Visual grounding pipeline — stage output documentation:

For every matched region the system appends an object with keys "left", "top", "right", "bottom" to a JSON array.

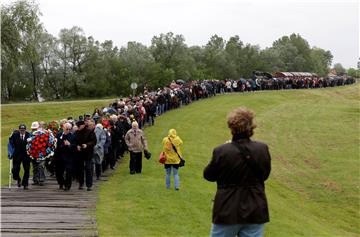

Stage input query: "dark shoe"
[
  {"left": 130, "top": 171, "right": 136, "bottom": 175},
  {"left": 87, "top": 187, "right": 92, "bottom": 191},
  {"left": 64, "top": 187, "right": 70, "bottom": 191},
  {"left": 96, "top": 176, "right": 100, "bottom": 180},
  {"left": 39, "top": 182, "right": 44, "bottom": 186},
  {"left": 17, "top": 178, "right": 22, "bottom": 187},
  {"left": 78, "top": 185, "right": 84, "bottom": 190},
  {"left": 175, "top": 188, "right": 179, "bottom": 191},
  {"left": 59, "top": 185, "right": 64, "bottom": 190},
  {"left": 23, "top": 186, "right": 28, "bottom": 190}
]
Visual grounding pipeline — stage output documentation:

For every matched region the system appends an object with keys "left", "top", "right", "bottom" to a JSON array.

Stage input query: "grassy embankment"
[
  {"left": 1, "top": 84, "right": 359, "bottom": 236},
  {"left": 97, "top": 84, "right": 359, "bottom": 237}
]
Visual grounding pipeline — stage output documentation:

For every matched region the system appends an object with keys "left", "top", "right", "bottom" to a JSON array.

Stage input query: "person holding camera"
[{"left": 204, "top": 107, "right": 271, "bottom": 237}]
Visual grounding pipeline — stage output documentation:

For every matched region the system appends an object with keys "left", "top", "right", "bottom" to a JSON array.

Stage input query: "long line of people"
[{"left": 8, "top": 76, "right": 356, "bottom": 191}]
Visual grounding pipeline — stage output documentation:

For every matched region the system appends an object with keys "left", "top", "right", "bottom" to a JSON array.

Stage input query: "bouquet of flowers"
[
  {"left": 26, "top": 130, "right": 57, "bottom": 160},
  {"left": 47, "top": 120, "right": 60, "bottom": 136}
]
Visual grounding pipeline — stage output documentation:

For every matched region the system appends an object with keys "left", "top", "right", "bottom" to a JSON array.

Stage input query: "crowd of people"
[
  {"left": 7, "top": 76, "right": 355, "bottom": 192},
  {"left": 7, "top": 75, "right": 356, "bottom": 236}
]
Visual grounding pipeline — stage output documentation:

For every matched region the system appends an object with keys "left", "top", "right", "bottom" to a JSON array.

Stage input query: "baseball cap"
[{"left": 19, "top": 124, "right": 26, "bottom": 130}]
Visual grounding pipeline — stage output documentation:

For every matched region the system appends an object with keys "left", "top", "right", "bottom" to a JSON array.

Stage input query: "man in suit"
[{"left": 9, "top": 124, "right": 31, "bottom": 190}]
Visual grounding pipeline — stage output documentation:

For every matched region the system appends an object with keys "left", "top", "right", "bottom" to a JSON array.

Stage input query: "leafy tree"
[
  {"left": 57, "top": 26, "right": 88, "bottom": 97},
  {"left": 1, "top": 0, "right": 43, "bottom": 101},
  {"left": 204, "top": 34, "right": 227, "bottom": 79},
  {"left": 310, "top": 47, "right": 333, "bottom": 77},
  {"left": 150, "top": 32, "right": 193, "bottom": 82},
  {"left": 347, "top": 68, "right": 360, "bottom": 78}
]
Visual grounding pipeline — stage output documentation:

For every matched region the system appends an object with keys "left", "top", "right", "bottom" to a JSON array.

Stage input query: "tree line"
[{"left": 1, "top": 0, "right": 358, "bottom": 102}]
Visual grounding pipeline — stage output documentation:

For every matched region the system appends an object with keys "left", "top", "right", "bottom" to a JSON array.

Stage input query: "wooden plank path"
[{"left": 1, "top": 171, "right": 112, "bottom": 237}]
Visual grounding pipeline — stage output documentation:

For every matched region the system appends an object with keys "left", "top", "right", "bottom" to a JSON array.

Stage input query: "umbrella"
[{"left": 176, "top": 79, "right": 186, "bottom": 84}]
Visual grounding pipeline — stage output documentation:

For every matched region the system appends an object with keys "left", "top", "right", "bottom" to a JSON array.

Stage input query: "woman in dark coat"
[{"left": 204, "top": 107, "right": 271, "bottom": 237}]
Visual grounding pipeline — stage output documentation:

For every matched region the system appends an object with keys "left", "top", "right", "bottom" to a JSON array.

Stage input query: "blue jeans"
[
  {"left": 165, "top": 166, "right": 179, "bottom": 189},
  {"left": 210, "top": 223, "right": 264, "bottom": 237}
]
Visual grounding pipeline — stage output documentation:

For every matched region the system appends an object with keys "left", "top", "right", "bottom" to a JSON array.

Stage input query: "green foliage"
[
  {"left": 347, "top": 68, "right": 360, "bottom": 78},
  {"left": 1, "top": 1, "right": 343, "bottom": 102}
]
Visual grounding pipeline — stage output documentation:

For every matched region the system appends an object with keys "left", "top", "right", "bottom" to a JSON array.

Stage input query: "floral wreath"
[{"left": 26, "top": 130, "right": 57, "bottom": 160}]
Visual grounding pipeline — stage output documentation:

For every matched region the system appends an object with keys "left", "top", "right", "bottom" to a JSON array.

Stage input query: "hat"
[
  {"left": 19, "top": 124, "right": 26, "bottom": 130},
  {"left": 76, "top": 120, "right": 85, "bottom": 127},
  {"left": 31, "top": 121, "right": 39, "bottom": 129}
]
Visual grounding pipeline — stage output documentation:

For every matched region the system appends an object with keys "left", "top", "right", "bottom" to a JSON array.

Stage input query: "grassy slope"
[
  {"left": 1, "top": 85, "right": 359, "bottom": 236},
  {"left": 96, "top": 84, "right": 359, "bottom": 237}
]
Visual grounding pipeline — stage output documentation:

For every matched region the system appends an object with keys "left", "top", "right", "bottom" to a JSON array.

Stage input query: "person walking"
[
  {"left": 9, "top": 124, "right": 31, "bottom": 190},
  {"left": 124, "top": 121, "right": 148, "bottom": 174},
  {"left": 162, "top": 129, "right": 183, "bottom": 191},
  {"left": 93, "top": 123, "right": 107, "bottom": 180},
  {"left": 203, "top": 107, "right": 271, "bottom": 237},
  {"left": 74, "top": 120, "right": 97, "bottom": 191},
  {"left": 30, "top": 121, "right": 46, "bottom": 186},
  {"left": 55, "top": 122, "right": 76, "bottom": 191}
]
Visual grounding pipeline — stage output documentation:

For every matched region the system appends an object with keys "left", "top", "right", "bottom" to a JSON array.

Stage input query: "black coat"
[
  {"left": 9, "top": 131, "right": 31, "bottom": 159},
  {"left": 75, "top": 127, "right": 97, "bottom": 160},
  {"left": 56, "top": 132, "right": 76, "bottom": 160},
  {"left": 203, "top": 138, "right": 271, "bottom": 224}
]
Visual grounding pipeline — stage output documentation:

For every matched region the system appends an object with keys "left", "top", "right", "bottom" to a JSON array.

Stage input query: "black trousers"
[
  {"left": 55, "top": 157, "right": 74, "bottom": 189},
  {"left": 129, "top": 151, "right": 142, "bottom": 173},
  {"left": 12, "top": 156, "right": 31, "bottom": 187},
  {"left": 75, "top": 158, "right": 94, "bottom": 188}
]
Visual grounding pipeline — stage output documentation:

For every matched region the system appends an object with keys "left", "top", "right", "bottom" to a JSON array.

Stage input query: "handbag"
[
  {"left": 168, "top": 138, "right": 185, "bottom": 167},
  {"left": 159, "top": 151, "right": 166, "bottom": 164}
]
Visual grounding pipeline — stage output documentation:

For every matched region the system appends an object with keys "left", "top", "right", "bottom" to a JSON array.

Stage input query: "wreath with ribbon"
[{"left": 26, "top": 130, "right": 57, "bottom": 160}]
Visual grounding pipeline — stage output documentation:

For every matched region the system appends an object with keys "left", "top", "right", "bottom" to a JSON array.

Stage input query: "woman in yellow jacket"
[{"left": 162, "top": 129, "right": 183, "bottom": 190}]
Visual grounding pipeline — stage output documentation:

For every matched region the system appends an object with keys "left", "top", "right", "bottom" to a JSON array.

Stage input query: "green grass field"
[{"left": 1, "top": 84, "right": 359, "bottom": 236}]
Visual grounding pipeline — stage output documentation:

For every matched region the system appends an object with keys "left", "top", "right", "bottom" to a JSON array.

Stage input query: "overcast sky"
[{"left": 3, "top": 0, "right": 359, "bottom": 68}]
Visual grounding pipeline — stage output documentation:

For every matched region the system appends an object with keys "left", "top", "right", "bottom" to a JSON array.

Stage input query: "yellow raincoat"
[{"left": 162, "top": 129, "right": 183, "bottom": 164}]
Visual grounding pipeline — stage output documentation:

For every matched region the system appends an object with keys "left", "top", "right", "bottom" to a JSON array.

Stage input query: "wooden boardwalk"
[{"left": 1, "top": 171, "right": 112, "bottom": 237}]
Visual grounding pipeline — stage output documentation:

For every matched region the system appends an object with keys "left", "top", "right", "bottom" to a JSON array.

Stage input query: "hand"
[
  {"left": 64, "top": 140, "right": 70, "bottom": 146},
  {"left": 81, "top": 144, "right": 87, "bottom": 149},
  {"left": 77, "top": 145, "right": 81, "bottom": 151}
]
